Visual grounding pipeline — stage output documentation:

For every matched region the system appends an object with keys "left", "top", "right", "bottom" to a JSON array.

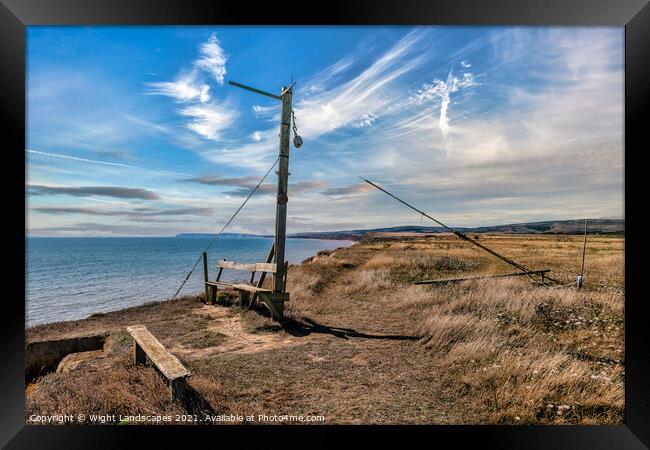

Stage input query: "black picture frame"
[{"left": 2, "top": 0, "right": 648, "bottom": 447}]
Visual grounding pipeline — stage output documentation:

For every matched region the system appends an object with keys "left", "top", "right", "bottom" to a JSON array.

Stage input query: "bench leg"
[
  {"left": 207, "top": 284, "right": 217, "bottom": 305},
  {"left": 170, "top": 377, "right": 189, "bottom": 403},
  {"left": 132, "top": 342, "right": 146, "bottom": 365},
  {"left": 258, "top": 292, "right": 287, "bottom": 322},
  {"left": 238, "top": 291, "right": 250, "bottom": 308}
]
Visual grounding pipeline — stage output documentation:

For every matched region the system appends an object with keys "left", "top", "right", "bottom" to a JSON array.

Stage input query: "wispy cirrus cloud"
[
  {"left": 146, "top": 72, "right": 211, "bottom": 103},
  {"left": 146, "top": 33, "right": 227, "bottom": 103},
  {"left": 178, "top": 103, "right": 236, "bottom": 140},
  {"left": 412, "top": 69, "right": 478, "bottom": 139},
  {"left": 199, "top": 30, "right": 433, "bottom": 171},
  {"left": 294, "top": 30, "right": 430, "bottom": 139},
  {"left": 194, "top": 33, "right": 228, "bottom": 85},
  {"left": 353, "top": 112, "right": 377, "bottom": 128},
  {"left": 26, "top": 149, "right": 191, "bottom": 177},
  {"left": 27, "top": 184, "right": 160, "bottom": 200},
  {"left": 146, "top": 33, "right": 235, "bottom": 142}
]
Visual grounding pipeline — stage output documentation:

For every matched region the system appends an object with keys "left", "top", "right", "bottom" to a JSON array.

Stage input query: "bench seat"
[
  {"left": 206, "top": 280, "right": 272, "bottom": 293},
  {"left": 126, "top": 325, "right": 190, "bottom": 401}
]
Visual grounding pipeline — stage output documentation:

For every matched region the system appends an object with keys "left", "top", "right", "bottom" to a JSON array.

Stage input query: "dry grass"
[
  {"left": 26, "top": 233, "right": 624, "bottom": 425},
  {"left": 26, "top": 342, "right": 187, "bottom": 422},
  {"left": 411, "top": 278, "right": 623, "bottom": 423}
]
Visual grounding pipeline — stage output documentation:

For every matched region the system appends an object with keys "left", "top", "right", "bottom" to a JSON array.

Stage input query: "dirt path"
[{"left": 169, "top": 305, "right": 318, "bottom": 360}]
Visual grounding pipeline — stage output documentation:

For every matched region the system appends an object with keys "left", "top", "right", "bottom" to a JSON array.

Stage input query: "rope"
[{"left": 171, "top": 157, "right": 280, "bottom": 300}]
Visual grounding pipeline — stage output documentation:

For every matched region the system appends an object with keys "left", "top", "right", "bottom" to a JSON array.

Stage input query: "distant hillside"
[
  {"left": 176, "top": 233, "right": 271, "bottom": 239},
  {"left": 175, "top": 219, "right": 623, "bottom": 241},
  {"left": 470, "top": 219, "right": 624, "bottom": 234},
  {"left": 288, "top": 219, "right": 624, "bottom": 241}
]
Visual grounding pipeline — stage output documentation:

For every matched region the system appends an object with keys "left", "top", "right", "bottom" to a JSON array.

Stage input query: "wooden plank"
[
  {"left": 206, "top": 280, "right": 232, "bottom": 287},
  {"left": 206, "top": 281, "right": 272, "bottom": 293},
  {"left": 217, "top": 260, "right": 277, "bottom": 273},
  {"left": 415, "top": 270, "right": 551, "bottom": 285},
  {"left": 232, "top": 283, "right": 272, "bottom": 293},
  {"left": 126, "top": 325, "right": 189, "bottom": 381}
]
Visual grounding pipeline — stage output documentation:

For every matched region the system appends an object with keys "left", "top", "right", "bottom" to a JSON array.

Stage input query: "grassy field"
[{"left": 26, "top": 233, "right": 624, "bottom": 424}]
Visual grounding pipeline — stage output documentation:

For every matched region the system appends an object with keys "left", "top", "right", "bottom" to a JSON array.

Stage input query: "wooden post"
[
  {"left": 579, "top": 219, "right": 587, "bottom": 289},
  {"left": 273, "top": 86, "right": 291, "bottom": 296},
  {"left": 283, "top": 261, "right": 289, "bottom": 291},
  {"left": 238, "top": 290, "right": 250, "bottom": 307},
  {"left": 252, "top": 243, "right": 275, "bottom": 303},
  {"left": 227, "top": 79, "right": 294, "bottom": 318},
  {"left": 202, "top": 252, "right": 209, "bottom": 303}
]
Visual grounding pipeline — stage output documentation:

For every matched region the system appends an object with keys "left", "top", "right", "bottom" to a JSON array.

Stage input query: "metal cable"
[
  {"left": 171, "top": 157, "right": 280, "bottom": 300},
  {"left": 360, "top": 177, "right": 561, "bottom": 284}
]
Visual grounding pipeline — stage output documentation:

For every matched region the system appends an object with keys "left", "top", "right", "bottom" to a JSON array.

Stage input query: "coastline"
[{"left": 26, "top": 238, "right": 357, "bottom": 329}]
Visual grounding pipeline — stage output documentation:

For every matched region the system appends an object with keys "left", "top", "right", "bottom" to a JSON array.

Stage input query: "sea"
[{"left": 26, "top": 236, "right": 353, "bottom": 327}]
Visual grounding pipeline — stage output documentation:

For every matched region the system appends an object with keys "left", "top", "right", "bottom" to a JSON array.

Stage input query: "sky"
[{"left": 26, "top": 26, "right": 624, "bottom": 237}]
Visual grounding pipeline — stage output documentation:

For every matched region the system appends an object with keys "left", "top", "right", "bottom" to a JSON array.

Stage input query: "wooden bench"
[
  {"left": 203, "top": 250, "right": 288, "bottom": 321},
  {"left": 203, "top": 253, "right": 289, "bottom": 321},
  {"left": 204, "top": 257, "right": 287, "bottom": 304},
  {"left": 126, "top": 325, "right": 190, "bottom": 402}
]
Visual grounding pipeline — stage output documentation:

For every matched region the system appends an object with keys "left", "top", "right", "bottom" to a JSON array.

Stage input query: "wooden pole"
[
  {"left": 415, "top": 269, "right": 551, "bottom": 285},
  {"left": 274, "top": 86, "right": 292, "bottom": 293},
  {"left": 579, "top": 219, "right": 587, "bottom": 289},
  {"left": 202, "top": 251, "right": 209, "bottom": 303}
]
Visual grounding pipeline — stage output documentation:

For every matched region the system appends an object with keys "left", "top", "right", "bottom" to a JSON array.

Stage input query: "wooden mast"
[{"left": 274, "top": 86, "right": 292, "bottom": 293}]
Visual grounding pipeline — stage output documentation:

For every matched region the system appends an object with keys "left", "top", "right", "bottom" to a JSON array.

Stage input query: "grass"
[{"left": 26, "top": 233, "right": 624, "bottom": 425}]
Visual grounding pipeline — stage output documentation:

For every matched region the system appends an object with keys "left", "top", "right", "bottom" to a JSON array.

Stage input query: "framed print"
[{"left": 2, "top": 0, "right": 648, "bottom": 447}]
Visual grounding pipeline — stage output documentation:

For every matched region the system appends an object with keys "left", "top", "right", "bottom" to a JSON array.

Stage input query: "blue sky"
[{"left": 26, "top": 26, "right": 624, "bottom": 236}]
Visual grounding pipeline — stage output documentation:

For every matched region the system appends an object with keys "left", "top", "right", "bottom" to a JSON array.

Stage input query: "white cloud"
[
  {"left": 414, "top": 69, "right": 478, "bottom": 139},
  {"left": 251, "top": 131, "right": 263, "bottom": 141},
  {"left": 178, "top": 103, "right": 236, "bottom": 141},
  {"left": 122, "top": 114, "right": 173, "bottom": 135},
  {"left": 252, "top": 103, "right": 280, "bottom": 120},
  {"left": 194, "top": 33, "right": 228, "bottom": 85},
  {"left": 145, "top": 33, "right": 236, "bottom": 142},
  {"left": 26, "top": 149, "right": 191, "bottom": 177},
  {"left": 294, "top": 30, "right": 429, "bottom": 139},
  {"left": 145, "top": 33, "right": 227, "bottom": 103},
  {"left": 146, "top": 70, "right": 211, "bottom": 103},
  {"left": 353, "top": 112, "right": 377, "bottom": 128}
]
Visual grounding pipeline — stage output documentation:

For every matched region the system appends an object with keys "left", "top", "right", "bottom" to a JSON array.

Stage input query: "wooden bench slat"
[
  {"left": 232, "top": 283, "right": 272, "bottom": 293},
  {"left": 217, "top": 260, "right": 277, "bottom": 273},
  {"left": 206, "top": 280, "right": 235, "bottom": 287},
  {"left": 206, "top": 281, "right": 272, "bottom": 293},
  {"left": 126, "top": 325, "right": 189, "bottom": 380}
]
